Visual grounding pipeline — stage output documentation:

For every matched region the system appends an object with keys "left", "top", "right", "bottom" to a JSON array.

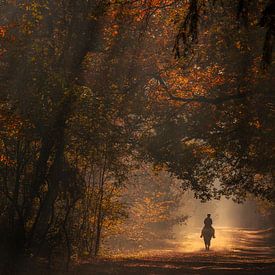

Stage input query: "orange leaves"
[
  {"left": 0, "top": 155, "right": 15, "bottom": 167},
  {"left": 0, "top": 111, "right": 21, "bottom": 167},
  {"left": 199, "top": 145, "right": 216, "bottom": 156},
  {"left": 192, "top": 145, "right": 216, "bottom": 158},
  {"left": 111, "top": 24, "right": 119, "bottom": 37},
  {"left": 235, "top": 41, "right": 241, "bottom": 49},
  {"left": 109, "top": 0, "right": 177, "bottom": 24},
  {"left": 0, "top": 26, "right": 6, "bottom": 58},
  {"left": 0, "top": 26, "right": 6, "bottom": 38},
  {"left": 0, "top": 111, "right": 24, "bottom": 139},
  {"left": 250, "top": 119, "right": 261, "bottom": 129},
  {"left": 0, "top": 24, "right": 16, "bottom": 49},
  {"left": 154, "top": 63, "right": 226, "bottom": 108}
]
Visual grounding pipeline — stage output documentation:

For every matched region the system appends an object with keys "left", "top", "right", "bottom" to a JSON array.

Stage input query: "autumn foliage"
[{"left": 0, "top": 0, "right": 274, "bottom": 272}]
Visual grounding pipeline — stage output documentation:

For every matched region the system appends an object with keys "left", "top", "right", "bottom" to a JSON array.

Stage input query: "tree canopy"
[{"left": 0, "top": 0, "right": 274, "bottom": 271}]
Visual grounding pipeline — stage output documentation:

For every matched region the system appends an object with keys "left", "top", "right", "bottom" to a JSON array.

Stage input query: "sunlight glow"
[{"left": 176, "top": 227, "right": 234, "bottom": 252}]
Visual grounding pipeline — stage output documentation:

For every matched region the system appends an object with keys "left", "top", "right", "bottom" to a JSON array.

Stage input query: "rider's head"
[{"left": 207, "top": 214, "right": 211, "bottom": 217}]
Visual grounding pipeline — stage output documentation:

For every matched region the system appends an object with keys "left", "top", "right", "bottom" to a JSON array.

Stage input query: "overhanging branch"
[
  {"left": 167, "top": 91, "right": 246, "bottom": 105},
  {"left": 154, "top": 73, "right": 246, "bottom": 105}
]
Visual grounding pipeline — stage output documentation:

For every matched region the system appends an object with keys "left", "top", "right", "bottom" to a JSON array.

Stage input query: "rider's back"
[{"left": 204, "top": 217, "right": 212, "bottom": 227}]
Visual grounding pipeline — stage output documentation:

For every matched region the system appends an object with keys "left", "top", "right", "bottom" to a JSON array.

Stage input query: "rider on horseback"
[{"left": 200, "top": 214, "right": 215, "bottom": 238}]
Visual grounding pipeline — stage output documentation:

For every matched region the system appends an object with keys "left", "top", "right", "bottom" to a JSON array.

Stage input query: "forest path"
[{"left": 73, "top": 227, "right": 275, "bottom": 274}]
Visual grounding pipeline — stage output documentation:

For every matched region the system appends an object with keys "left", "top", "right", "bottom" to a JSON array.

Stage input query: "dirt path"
[
  {"left": 72, "top": 228, "right": 275, "bottom": 275},
  {"left": 17, "top": 228, "right": 275, "bottom": 274}
]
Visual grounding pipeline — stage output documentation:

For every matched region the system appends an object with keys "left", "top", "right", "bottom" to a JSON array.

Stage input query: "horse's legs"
[
  {"left": 204, "top": 242, "right": 207, "bottom": 250},
  {"left": 205, "top": 238, "right": 211, "bottom": 250},
  {"left": 203, "top": 235, "right": 212, "bottom": 251}
]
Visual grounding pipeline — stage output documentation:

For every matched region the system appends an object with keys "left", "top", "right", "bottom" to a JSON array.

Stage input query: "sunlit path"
[
  {"left": 175, "top": 227, "right": 275, "bottom": 254},
  {"left": 1, "top": 1, "right": 274, "bottom": 274},
  {"left": 71, "top": 227, "right": 275, "bottom": 274}
]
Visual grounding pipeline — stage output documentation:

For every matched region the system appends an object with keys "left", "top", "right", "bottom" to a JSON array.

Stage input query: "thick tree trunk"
[{"left": 28, "top": 95, "right": 73, "bottom": 249}]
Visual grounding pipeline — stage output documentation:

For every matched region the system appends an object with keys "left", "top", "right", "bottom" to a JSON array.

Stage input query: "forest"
[{"left": 0, "top": 0, "right": 274, "bottom": 274}]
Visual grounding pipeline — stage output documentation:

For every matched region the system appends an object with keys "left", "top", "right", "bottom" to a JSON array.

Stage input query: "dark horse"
[{"left": 201, "top": 227, "right": 214, "bottom": 250}]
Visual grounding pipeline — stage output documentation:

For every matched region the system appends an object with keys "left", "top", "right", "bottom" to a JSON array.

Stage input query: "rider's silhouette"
[
  {"left": 204, "top": 214, "right": 212, "bottom": 227},
  {"left": 201, "top": 214, "right": 215, "bottom": 238}
]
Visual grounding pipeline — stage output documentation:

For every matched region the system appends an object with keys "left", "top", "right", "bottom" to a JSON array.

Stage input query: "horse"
[{"left": 201, "top": 226, "right": 214, "bottom": 251}]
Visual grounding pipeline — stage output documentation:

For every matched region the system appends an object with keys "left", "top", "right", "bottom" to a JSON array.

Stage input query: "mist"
[
  {"left": 1, "top": 1, "right": 274, "bottom": 274},
  {"left": 172, "top": 193, "right": 274, "bottom": 253},
  {"left": 104, "top": 169, "right": 274, "bottom": 254}
]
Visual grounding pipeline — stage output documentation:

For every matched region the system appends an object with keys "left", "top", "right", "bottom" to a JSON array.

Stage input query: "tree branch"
[{"left": 154, "top": 73, "right": 247, "bottom": 105}]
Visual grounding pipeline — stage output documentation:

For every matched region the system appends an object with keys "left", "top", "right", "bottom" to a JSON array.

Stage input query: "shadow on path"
[{"left": 17, "top": 228, "right": 275, "bottom": 274}]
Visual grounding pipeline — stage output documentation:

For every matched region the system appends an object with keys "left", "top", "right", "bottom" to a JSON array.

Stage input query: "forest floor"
[{"left": 19, "top": 227, "right": 275, "bottom": 275}]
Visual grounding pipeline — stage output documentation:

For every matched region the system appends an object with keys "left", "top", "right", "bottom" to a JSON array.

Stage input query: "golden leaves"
[
  {"left": 0, "top": 26, "right": 6, "bottom": 38},
  {"left": 191, "top": 144, "right": 216, "bottom": 157},
  {"left": 0, "top": 155, "right": 15, "bottom": 166},
  {"left": 250, "top": 119, "right": 261, "bottom": 129}
]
